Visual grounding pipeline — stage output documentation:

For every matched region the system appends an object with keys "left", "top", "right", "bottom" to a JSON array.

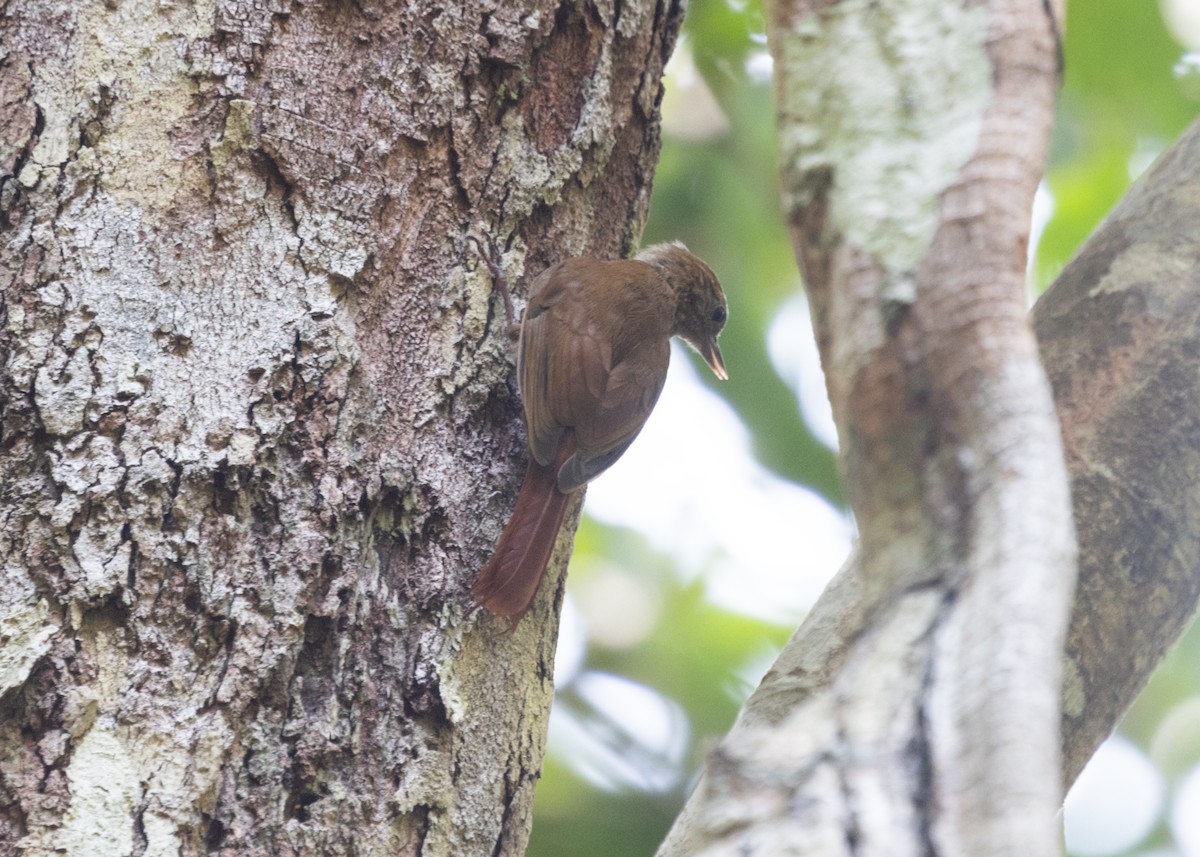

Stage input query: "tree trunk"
[
  {"left": 0, "top": 1, "right": 683, "bottom": 853},
  {"left": 662, "top": 7, "right": 1200, "bottom": 856},
  {"left": 661, "top": 112, "right": 1200, "bottom": 856},
  {"left": 660, "top": 1, "right": 1076, "bottom": 854}
]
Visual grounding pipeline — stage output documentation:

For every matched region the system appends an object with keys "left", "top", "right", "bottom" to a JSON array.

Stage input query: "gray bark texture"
[
  {"left": 659, "top": 114, "right": 1200, "bottom": 855},
  {"left": 1038, "top": 118, "right": 1200, "bottom": 784},
  {"left": 661, "top": 1, "right": 1077, "bottom": 854},
  {"left": 0, "top": 0, "right": 682, "bottom": 854}
]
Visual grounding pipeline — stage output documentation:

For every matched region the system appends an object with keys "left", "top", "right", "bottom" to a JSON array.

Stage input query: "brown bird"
[{"left": 472, "top": 241, "right": 729, "bottom": 621}]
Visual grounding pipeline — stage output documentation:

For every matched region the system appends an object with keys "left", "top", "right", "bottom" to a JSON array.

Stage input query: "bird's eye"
[{"left": 711, "top": 305, "right": 727, "bottom": 325}]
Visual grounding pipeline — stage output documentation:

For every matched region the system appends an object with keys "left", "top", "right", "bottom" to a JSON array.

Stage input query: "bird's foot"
[{"left": 467, "top": 233, "right": 519, "bottom": 335}]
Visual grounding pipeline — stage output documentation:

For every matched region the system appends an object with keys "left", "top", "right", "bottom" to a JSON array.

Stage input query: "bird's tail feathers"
[{"left": 472, "top": 435, "right": 577, "bottom": 620}]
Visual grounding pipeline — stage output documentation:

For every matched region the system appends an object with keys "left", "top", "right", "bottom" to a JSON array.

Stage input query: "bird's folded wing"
[{"left": 557, "top": 339, "right": 670, "bottom": 491}]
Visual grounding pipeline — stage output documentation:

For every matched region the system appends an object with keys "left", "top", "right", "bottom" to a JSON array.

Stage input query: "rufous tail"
[{"left": 472, "top": 434, "right": 576, "bottom": 620}]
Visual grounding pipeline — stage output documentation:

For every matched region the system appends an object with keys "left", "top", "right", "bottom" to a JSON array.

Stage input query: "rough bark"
[
  {"left": 1036, "top": 118, "right": 1200, "bottom": 784},
  {"left": 660, "top": 2, "right": 1075, "bottom": 854},
  {"left": 0, "top": 0, "right": 682, "bottom": 853},
  {"left": 661, "top": 115, "right": 1200, "bottom": 855}
]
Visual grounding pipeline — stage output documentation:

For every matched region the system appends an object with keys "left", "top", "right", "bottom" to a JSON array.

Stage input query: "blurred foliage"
[
  {"left": 643, "top": 71, "right": 843, "bottom": 500},
  {"left": 1037, "top": 0, "right": 1199, "bottom": 288},
  {"left": 527, "top": 1, "right": 1200, "bottom": 855}
]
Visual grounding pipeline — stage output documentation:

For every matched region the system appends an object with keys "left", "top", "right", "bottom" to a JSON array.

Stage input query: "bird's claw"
[{"left": 468, "top": 233, "right": 518, "bottom": 333}]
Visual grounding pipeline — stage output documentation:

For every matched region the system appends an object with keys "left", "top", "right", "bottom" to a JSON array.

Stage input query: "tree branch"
[
  {"left": 1035, "top": 117, "right": 1200, "bottom": 784},
  {"left": 660, "top": 2, "right": 1073, "bottom": 853}
]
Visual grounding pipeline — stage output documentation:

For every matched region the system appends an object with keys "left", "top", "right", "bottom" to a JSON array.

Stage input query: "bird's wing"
[
  {"left": 555, "top": 338, "right": 670, "bottom": 491},
  {"left": 519, "top": 265, "right": 579, "bottom": 466},
  {"left": 518, "top": 258, "right": 672, "bottom": 486}
]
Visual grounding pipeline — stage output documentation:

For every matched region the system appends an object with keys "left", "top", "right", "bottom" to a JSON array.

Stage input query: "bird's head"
[{"left": 636, "top": 242, "right": 728, "bottom": 380}]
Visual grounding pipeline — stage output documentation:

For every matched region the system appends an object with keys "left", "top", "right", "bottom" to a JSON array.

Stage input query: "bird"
[{"left": 471, "top": 240, "right": 728, "bottom": 621}]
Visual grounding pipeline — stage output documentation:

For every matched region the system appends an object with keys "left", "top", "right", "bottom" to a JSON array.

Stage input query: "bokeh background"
[{"left": 526, "top": 2, "right": 1200, "bottom": 854}]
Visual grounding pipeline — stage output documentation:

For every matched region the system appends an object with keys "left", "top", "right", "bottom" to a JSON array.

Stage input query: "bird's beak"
[{"left": 700, "top": 339, "right": 728, "bottom": 381}]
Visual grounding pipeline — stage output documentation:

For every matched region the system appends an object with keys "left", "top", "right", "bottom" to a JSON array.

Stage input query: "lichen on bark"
[{"left": 0, "top": 0, "right": 683, "bottom": 852}]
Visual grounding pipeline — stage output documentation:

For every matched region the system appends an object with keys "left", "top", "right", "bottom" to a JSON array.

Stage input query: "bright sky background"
[{"left": 585, "top": 329, "right": 851, "bottom": 625}]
